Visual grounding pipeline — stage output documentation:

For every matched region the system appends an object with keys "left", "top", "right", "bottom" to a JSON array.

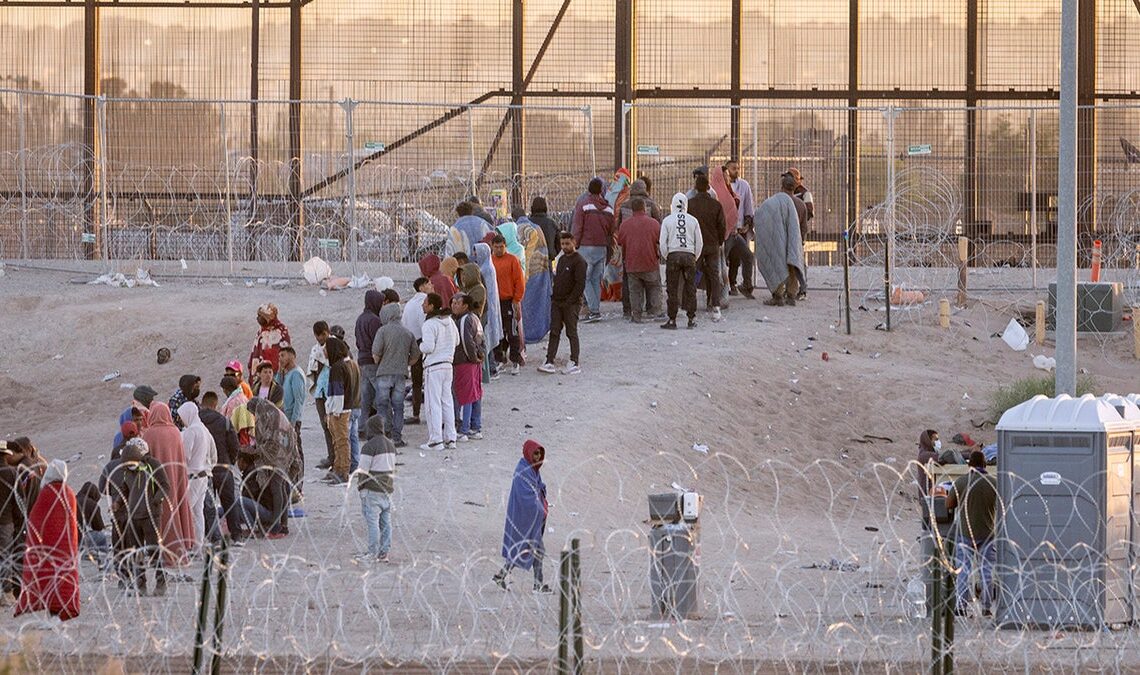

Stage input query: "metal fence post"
[
  {"left": 621, "top": 102, "right": 631, "bottom": 175},
  {"left": 341, "top": 98, "right": 359, "bottom": 275},
  {"left": 97, "top": 95, "right": 111, "bottom": 270},
  {"left": 585, "top": 106, "right": 596, "bottom": 179},
  {"left": 883, "top": 106, "right": 899, "bottom": 331},
  {"left": 467, "top": 105, "right": 477, "bottom": 196},
  {"left": 221, "top": 102, "right": 235, "bottom": 275},
  {"left": 1029, "top": 108, "right": 1038, "bottom": 290},
  {"left": 16, "top": 92, "right": 29, "bottom": 260}
]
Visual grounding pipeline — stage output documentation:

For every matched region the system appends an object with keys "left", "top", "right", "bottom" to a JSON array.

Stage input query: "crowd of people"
[{"left": 1, "top": 161, "right": 820, "bottom": 619}]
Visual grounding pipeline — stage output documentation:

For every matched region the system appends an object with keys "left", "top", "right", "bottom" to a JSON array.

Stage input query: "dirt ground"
[{"left": 2, "top": 260, "right": 1140, "bottom": 673}]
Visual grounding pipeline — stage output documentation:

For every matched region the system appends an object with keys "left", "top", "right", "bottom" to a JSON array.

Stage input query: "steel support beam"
[
  {"left": 846, "top": 0, "right": 859, "bottom": 234},
  {"left": 288, "top": 0, "right": 303, "bottom": 260},
  {"left": 83, "top": 0, "right": 100, "bottom": 260},
  {"left": 964, "top": 0, "right": 978, "bottom": 244},
  {"left": 249, "top": 0, "right": 260, "bottom": 211},
  {"left": 1077, "top": 0, "right": 1096, "bottom": 240},
  {"left": 510, "top": 0, "right": 525, "bottom": 207},
  {"left": 615, "top": 0, "right": 634, "bottom": 171},
  {"left": 729, "top": 0, "right": 742, "bottom": 161}
]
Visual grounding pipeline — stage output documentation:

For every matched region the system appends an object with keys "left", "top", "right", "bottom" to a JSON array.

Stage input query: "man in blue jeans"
[
  {"left": 370, "top": 303, "right": 419, "bottom": 448},
  {"left": 571, "top": 177, "right": 615, "bottom": 323},
  {"left": 354, "top": 290, "right": 385, "bottom": 438},
  {"left": 946, "top": 449, "right": 998, "bottom": 617},
  {"left": 356, "top": 417, "right": 396, "bottom": 563}
]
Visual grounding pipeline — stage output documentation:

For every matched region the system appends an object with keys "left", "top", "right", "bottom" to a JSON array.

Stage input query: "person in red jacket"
[
  {"left": 490, "top": 233, "right": 526, "bottom": 375},
  {"left": 15, "top": 459, "right": 80, "bottom": 621},
  {"left": 617, "top": 197, "right": 664, "bottom": 323},
  {"left": 571, "top": 177, "right": 614, "bottom": 322},
  {"left": 248, "top": 303, "right": 292, "bottom": 376}
]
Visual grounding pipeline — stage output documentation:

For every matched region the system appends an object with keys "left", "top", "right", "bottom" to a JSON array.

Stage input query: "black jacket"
[
  {"left": 551, "top": 250, "right": 588, "bottom": 306},
  {"left": 686, "top": 191, "right": 727, "bottom": 252},
  {"left": 199, "top": 407, "right": 240, "bottom": 467},
  {"left": 530, "top": 213, "right": 561, "bottom": 261}
]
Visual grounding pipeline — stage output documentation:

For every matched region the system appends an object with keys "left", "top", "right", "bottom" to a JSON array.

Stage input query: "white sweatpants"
[
  {"left": 424, "top": 364, "right": 456, "bottom": 446},
  {"left": 188, "top": 475, "right": 209, "bottom": 550}
]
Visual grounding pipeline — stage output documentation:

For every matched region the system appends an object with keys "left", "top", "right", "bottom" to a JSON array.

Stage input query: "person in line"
[
  {"left": 402, "top": 278, "right": 432, "bottom": 427},
  {"left": 177, "top": 402, "right": 217, "bottom": 554},
  {"left": 15, "top": 459, "right": 80, "bottom": 619},
  {"left": 516, "top": 213, "right": 553, "bottom": 344},
  {"left": 220, "top": 376, "right": 255, "bottom": 456},
  {"left": 308, "top": 322, "right": 336, "bottom": 470},
  {"left": 355, "top": 416, "right": 397, "bottom": 564},
  {"left": 323, "top": 336, "right": 360, "bottom": 485},
  {"left": 440, "top": 256, "right": 462, "bottom": 292},
  {"left": 168, "top": 375, "right": 201, "bottom": 429},
  {"left": 142, "top": 402, "right": 194, "bottom": 569},
  {"left": 571, "top": 177, "right": 615, "bottom": 323},
  {"left": 445, "top": 199, "right": 494, "bottom": 258},
  {"left": 418, "top": 253, "right": 457, "bottom": 308},
  {"left": 946, "top": 449, "right": 999, "bottom": 617},
  {"left": 198, "top": 391, "right": 247, "bottom": 542},
  {"left": 371, "top": 303, "right": 419, "bottom": 449},
  {"left": 253, "top": 362, "right": 284, "bottom": 408},
  {"left": 112, "top": 385, "right": 156, "bottom": 450},
  {"left": 355, "top": 289, "right": 385, "bottom": 436},
  {"left": 725, "top": 158, "right": 756, "bottom": 298},
  {"left": 619, "top": 178, "right": 664, "bottom": 320},
  {"left": 224, "top": 361, "right": 255, "bottom": 400},
  {"left": 538, "top": 232, "right": 587, "bottom": 375},
  {"left": 491, "top": 233, "right": 526, "bottom": 375},
  {"left": 458, "top": 262, "right": 488, "bottom": 319},
  {"left": 617, "top": 197, "right": 664, "bottom": 323},
  {"left": 110, "top": 438, "right": 170, "bottom": 596},
  {"left": 113, "top": 412, "right": 144, "bottom": 460},
  {"left": 275, "top": 347, "right": 307, "bottom": 496},
  {"left": 492, "top": 440, "right": 551, "bottom": 593},
  {"left": 472, "top": 242, "right": 504, "bottom": 378},
  {"left": 754, "top": 173, "right": 806, "bottom": 307},
  {"left": 452, "top": 293, "right": 486, "bottom": 442},
  {"left": 245, "top": 398, "right": 299, "bottom": 539},
  {"left": 788, "top": 167, "right": 814, "bottom": 300},
  {"left": 529, "top": 197, "right": 560, "bottom": 264},
  {"left": 0, "top": 438, "right": 45, "bottom": 605},
  {"left": 659, "top": 193, "right": 703, "bottom": 330},
  {"left": 248, "top": 303, "right": 292, "bottom": 376},
  {"left": 686, "top": 173, "right": 726, "bottom": 321},
  {"left": 420, "top": 292, "right": 460, "bottom": 451}
]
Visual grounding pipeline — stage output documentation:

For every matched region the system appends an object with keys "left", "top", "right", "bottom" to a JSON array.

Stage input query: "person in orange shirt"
[{"left": 490, "top": 233, "right": 526, "bottom": 376}]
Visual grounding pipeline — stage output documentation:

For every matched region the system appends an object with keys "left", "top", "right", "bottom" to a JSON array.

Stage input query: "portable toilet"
[{"left": 995, "top": 394, "right": 1135, "bottom": 628}]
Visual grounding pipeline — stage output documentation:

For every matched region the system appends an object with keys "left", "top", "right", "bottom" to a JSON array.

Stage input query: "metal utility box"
[
  {"left": 1046, "top": 281, "right": 1123, "bottom": 333},
  {"left": 996, "top": 394, "right": 1139, "bottom": 628},
  {"left": 647, "top": 492, "right": 700, "bottom": 619}
]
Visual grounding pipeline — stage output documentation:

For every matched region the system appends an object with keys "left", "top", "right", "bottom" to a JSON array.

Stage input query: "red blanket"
[{"left": 15, "top": 481, "right": 80, "bottom": 621}]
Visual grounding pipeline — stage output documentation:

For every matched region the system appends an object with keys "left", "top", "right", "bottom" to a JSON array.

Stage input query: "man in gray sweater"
[
  {"left": 371, "top": 303, "right": 419, "bottom": 448},
  {"left": 355, "top": 416, "right": 396, "bottom": 563}
]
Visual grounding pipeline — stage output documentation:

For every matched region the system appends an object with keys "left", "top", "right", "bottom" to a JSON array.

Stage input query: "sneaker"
[
  {"left": 457, "top": 434, "right": 470, "bottom": 443},
  {"left": 492, "top": 573, "right": 508, "bottom": 590},
  {"left": 785, "top": 297, "right": 797, "bottom": 307},
  {"left": 583, "top": 312, "right": 602, "bottom": 323},
  {"left": 687, "top": 318, "right": 697, "bottom": 329},
  {"left": 316, "top": 459, "right": 332, "bottom": 470},
  {"left": 393, "top": 440, "right": 407, "bottom": 448},
  {"left": 660, "top": 320, "right": 677, "bottom": 330},
  {"left": 376, "top": 553, "right": 390, "bottom": 563},
  {"left": 419, "top": 442, "right": 444, "bottom": 451},
  {"left": 490, "top": 370, "right": 501, "bottom": 381},
  {"left": 353, "top": 552, "right": 377, "bottom": 563},
  {"left": 561, "top": 362, "right": 581, "bottom": 375},
  {"left": 796, "top": 291, "right": 807, "bottom": 301},
  {"left": 537, "top": 362, "right": 557, "bottom": 374},
  {"left": 712, "top": 307, "right": 723, "bottom": 322},
  {"left": 404, "top": 417, "right": 421, "bottom": 425},
  {"left": 469, "top": 431, "right": 484, "bottom": 440},
  {"left": 534, "top": 583, "right": 554, "bottom": 594},
  {"left": 323, "top": 474, "right": 348, "bottom": 485},
  {"left": 510, "top": 363, "right": 520, "bottom": 376},
  {"left": 445, "top": 441, "right": 457, "bottom": 450}
]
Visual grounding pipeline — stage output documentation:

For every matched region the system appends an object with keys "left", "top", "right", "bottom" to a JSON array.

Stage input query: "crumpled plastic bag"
[
  {"left": 88, "top": 268, "right": 159, "bottom": 288},
  {"left": 347, "top": 275, "right": 373, "bottom": 289},
  {"left": 1033, "top": 354, "right": 1056, "bottom": 372},
  {"left": 1001, "top": 318, "right": 1029, "bottom": 351},
  {"left": 374, "top": 276, "right": 394, "bottom": 292},
  {"left": 301, "top": 256, "right": 332, "bottom": 285}
]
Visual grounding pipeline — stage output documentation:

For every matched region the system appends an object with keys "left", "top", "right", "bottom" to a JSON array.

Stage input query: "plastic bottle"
[{"left": 906, "top": 578, "right": 927, "bottom": 619}]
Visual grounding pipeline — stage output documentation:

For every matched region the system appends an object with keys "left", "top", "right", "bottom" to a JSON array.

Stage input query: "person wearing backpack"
[{"left": 109, "top": 438, "right": 171, "bottom": 596}]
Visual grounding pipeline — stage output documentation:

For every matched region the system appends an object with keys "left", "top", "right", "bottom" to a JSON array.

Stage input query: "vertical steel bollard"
[
  {"left": 571, "top": 538, "right": 583, "bottom": 674},
  {"left": 558, "top": 549, "right": 571, "bottom": 675},
  {"left": 192, "top": 549, "right": 214, "bottom": 675},
  {"left": 210, "top": 537, "right": 231, "bottom": 675}
]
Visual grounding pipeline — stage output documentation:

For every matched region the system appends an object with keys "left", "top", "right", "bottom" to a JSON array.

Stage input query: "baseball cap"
[
  {"left": 785, "top": 167, "right": 803, "bottom": 182},
  {"left": 225, "top": 360, "right": 243, "bottom": 374}
]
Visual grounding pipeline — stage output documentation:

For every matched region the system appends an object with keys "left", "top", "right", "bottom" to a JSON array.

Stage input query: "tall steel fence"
[{"left": 0, "top": 89, "right": 596, "bottom": 272}]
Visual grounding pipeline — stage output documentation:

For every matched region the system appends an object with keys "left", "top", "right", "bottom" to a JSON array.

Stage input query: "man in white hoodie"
[
  {"left": 419, "top": 292, "right": 460, "bottom": 451},
  {"left": 658, "top": 193, "right": 703, "bottom": 330},
  {"left": 177, "top": 401, "right": 218, "bottom": 551},
  {"left": 401, "top": 277, "right": 432, "bottom": 426}
]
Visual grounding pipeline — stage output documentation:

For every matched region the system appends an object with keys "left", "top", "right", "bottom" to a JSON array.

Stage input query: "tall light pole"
[{"left": 1055, "top": 0, "right": 1078, "bottom": 396}]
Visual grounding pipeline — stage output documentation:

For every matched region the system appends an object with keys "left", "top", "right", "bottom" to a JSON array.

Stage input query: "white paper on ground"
[{"left": 1002, "top": 318, "right": 1030, "bottom": 351}]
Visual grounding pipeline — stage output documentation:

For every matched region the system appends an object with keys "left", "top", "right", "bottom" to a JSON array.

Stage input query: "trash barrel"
[{"left": 648, "top": 492, "right": 701, "bottom": 620}]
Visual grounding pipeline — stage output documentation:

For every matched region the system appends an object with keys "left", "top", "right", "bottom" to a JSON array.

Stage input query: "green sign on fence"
[
  {"left": 636, "top": 144, "right": 660, "bottom": 156},
  {"left": 318, "top": 238, "right": 341, "bottom": 249},
  {"left": 364, "top": 142, "right": 385, "bottom": 151},
  {"left": 907, "top": 144, "right": 932, "bottom": 156},
  {"left": 80, "top": 232, "right": 97, "bottom": 244}
]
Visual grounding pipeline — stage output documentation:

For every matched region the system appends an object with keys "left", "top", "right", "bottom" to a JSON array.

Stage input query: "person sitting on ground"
[
  {"left": 245, "top": 398, "right": 299, "bottom": 539},
  {"left": 75, "top": 481, "right": 109, "bottom": 571}
]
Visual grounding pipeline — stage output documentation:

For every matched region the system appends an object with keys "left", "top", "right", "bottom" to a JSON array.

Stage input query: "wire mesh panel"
[{"left": 742, "top": 0, "right": 850, "bottom": 91}]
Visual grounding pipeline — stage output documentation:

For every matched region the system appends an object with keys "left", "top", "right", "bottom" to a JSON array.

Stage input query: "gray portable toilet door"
[{"left": 1107, "top": 435, "right": 1133, "bottom": 624}]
